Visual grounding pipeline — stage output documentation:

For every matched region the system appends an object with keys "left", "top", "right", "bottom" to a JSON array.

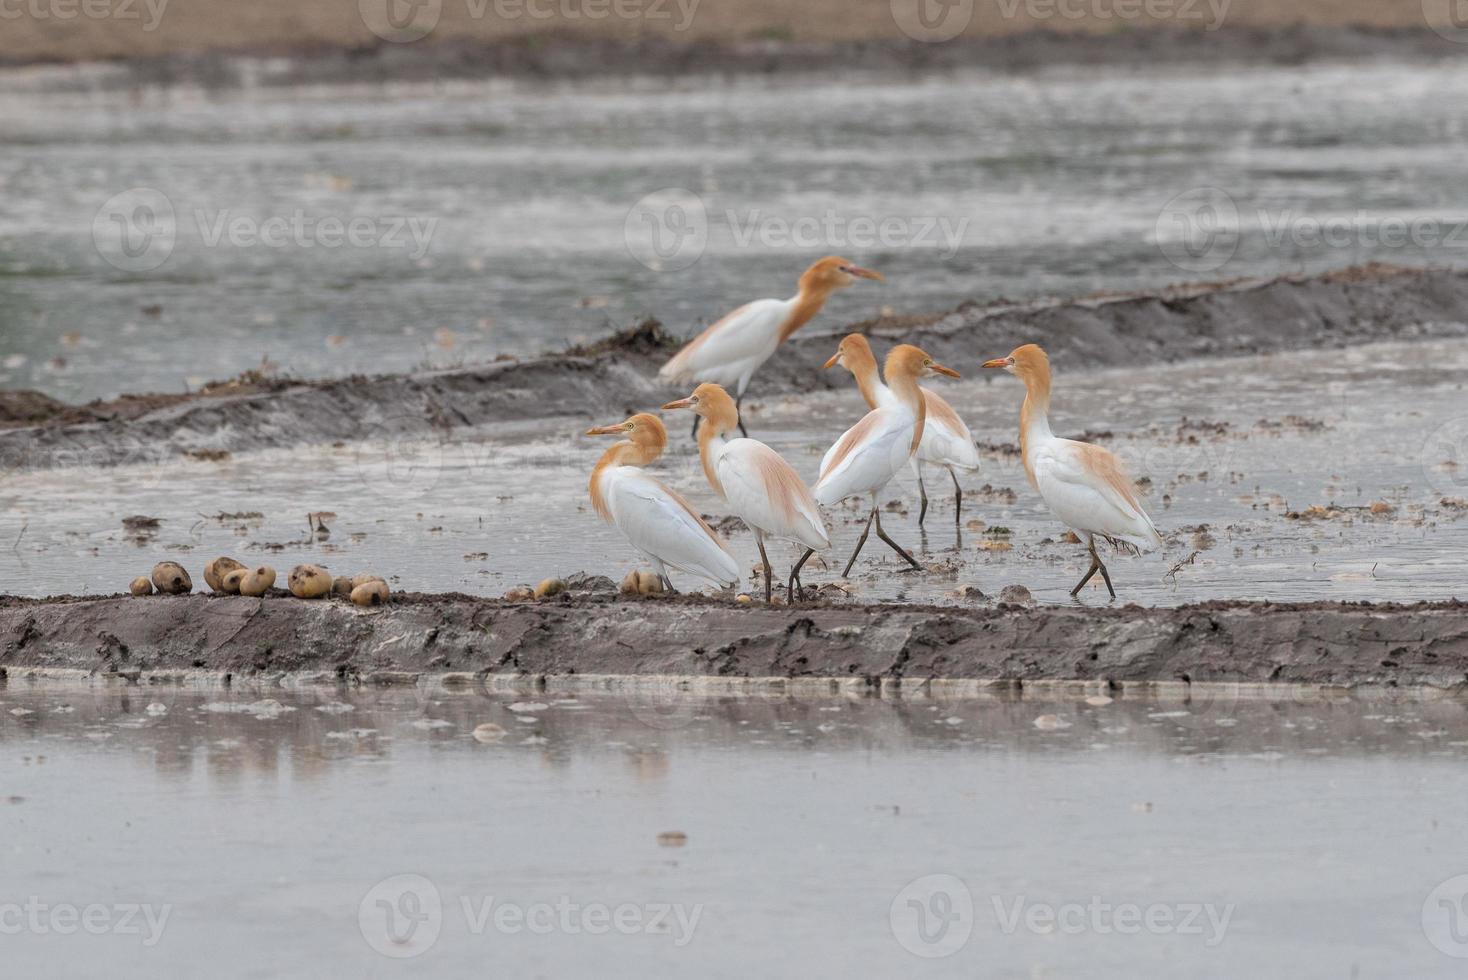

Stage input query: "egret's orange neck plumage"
[
  {"left": 1010, "top": 345, "right": 1054, "bottom": 490},
  {"left": 840, "top": 335, "right": 885, "bottom": 409},
  {"left": 692, "top": 384, "right": 741, "bottom": 498},
  {"left": 883, "top": 345, "right": 929, "bottom": 456},
  {"left": 589, "top": 414, "right": 667, "bottom": 521}
]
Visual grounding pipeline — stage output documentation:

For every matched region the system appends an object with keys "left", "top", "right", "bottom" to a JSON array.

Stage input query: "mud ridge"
[
  {"left": 3, "top": 27, "right": 1461, "bottom": 91},
  {"left": 1, "top": 592, "right": 1466, "bottom": 688},
  {"left": 2, "top": 263, "right": 1465, "bottom": 470}
]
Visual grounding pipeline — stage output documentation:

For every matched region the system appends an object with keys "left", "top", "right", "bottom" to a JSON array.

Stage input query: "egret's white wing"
[
  {"left": 919, "top": 389, "right": 981, "bottom": 471},
  {"left": 813, "top": 407, "right": 914, "bottom": 505},
  {"left": 605, "top": 469, "right": 740, "bottom": 586},
  {"left": 659, "top": 298, "right": 792, "bottom": 387},
  {"left": 1032, "top": 441, "right": 1160, "bottom": 549},
  {"left": 716, "top": 439, "right": 828, "bottom": 550}
]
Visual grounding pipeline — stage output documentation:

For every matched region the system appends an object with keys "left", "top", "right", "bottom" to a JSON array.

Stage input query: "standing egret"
[
  {"left": 663, "top": 383, "right": 830, "bottom": 602},
  {"left": 981, "top": 344, "right": 1163, "bottom": 599},
  {"left": 586, "top": 413, "right": 740, "bottom": 592},
  {"left": 659, "top": 256, "right": 883, "bottom": 438},
  {"left": 825, "top": 333, "right": 981, "bottom": 526},
  {"left": 812, "top": 344, "right": 961, "bottom": 576}
]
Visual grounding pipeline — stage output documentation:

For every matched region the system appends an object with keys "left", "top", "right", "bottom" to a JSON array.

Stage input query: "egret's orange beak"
[
  {"left": 585, "top": 423, "right": 625, "bottom": 436},
  {"left": 929, "top": 363, "right": 961, "bottom": 379},
  {"left": 982, "top": 357, "right": 1011, "bottom": 370},
  {"left": 661, "top": 397, "right": 694, "bottom": 411},
  {"left": 823, "top": 352, "right": 841, "bottom": 369},
  {"left": 848, "top": 266, "right": 883, "bottom": 281}
]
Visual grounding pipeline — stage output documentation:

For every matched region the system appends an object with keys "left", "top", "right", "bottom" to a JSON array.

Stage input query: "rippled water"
[
  {"left": 2, "top": 60, "right": 1467, "bottom": 401},
  {"left": 3, "top": 680, "right": 1468, "bottom": 977},
  {"left": 2, "top": 338, "right": 1465, "bottom": 604}
]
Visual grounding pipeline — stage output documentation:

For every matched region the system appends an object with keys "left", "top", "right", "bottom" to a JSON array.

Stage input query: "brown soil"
[
  {"left": 2, "top": 589, "right": 1465, "bottom": 688},
  {"left": 2, "top": 263, "right": 1464, "bottom": 470},
  {"left": 0, "top": 0, "right": 1452, "bottom": 70}
]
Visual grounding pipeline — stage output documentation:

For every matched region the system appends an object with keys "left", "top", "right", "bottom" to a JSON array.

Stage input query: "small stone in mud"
[
  {"left": 145, "top": 703, "right": 168, "bottom": 716},
  {"left": 657, "top": 831, "right": 688, "bottom": 848},
  {"left": 1370, "top": 501, "right": 1395, "bottom": 515},
  {"left": 503, "top": 586, "right": 534, "bottom": 602},
  {"left": 240, "top": 566, "right": 276, "bottom": 597},
  {"left": 351, "top": 580, "right": 390, "bottom": 607},
  {"left": 999, "top": 585, "right": 1035, "bottom": 606},
  {"left": 1033, "top": 714, "right": 1072, "bottom": 731},
  {"left": 945, "top": 586, "right": 988, "bottom": 601},
  {"left": 203, "top": 556, "right": 245, "bottom": 593},
  {"left": 150, "top": 561, "right": 192, "bottom": 595},
  {"left": 1059, "top": 531, "right": 1081, "bottom": 544},
  {"left": 735, "top": 594, "right": 752, "bottom": 604},
  {"left": 534, "top": 578, "right": 567, "bottom": 600},
  {"left": 289, "top": 564, "right": 332, "bottom": 599},
  {"left": 129, "top": 576, "right": 154, "bottom": 597},
  {"left": 1192, "top": 531, "right": 1216, "bottom": 550},
  {"left": 472, "top": 723, "right": 507, "bottom": 743},
  {"left": 564, "top": 572, "right": 617, "bottom": 594},
  {"left": 978, "top": 540, "right": 1012, "bottom": 552},
  {"left": 1085, "top": 695, "right": 1114, "bottom": 706}
]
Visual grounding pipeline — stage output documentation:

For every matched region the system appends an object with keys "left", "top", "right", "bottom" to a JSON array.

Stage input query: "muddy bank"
[
  {"left": 5, "top": 26, "right": 1460, "bottom": 90},
  {"left": 2, "top": 263, "right": 1465, "bottom": 471},
  {"left": 2, "top": 590, "right": 1465, "bottom": 689}
]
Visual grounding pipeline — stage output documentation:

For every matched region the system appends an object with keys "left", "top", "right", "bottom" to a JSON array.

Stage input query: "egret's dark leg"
[
  {"left": 916, "top": 471, "right": 929, "bottom": 527},
  {"left": 755, "top": 532, "right": 773, "bottom": 603},
  {"left": 788, "top": 548, "right": 815, "bottom": 602},
  {"left": 841, "top": 509, "right": 876, "bottom": 577},
  {"left": 660, "top": 573, "right": 678, "bottom": 595},
  {"left": 735, "top": 393, "right": 749, "bottom": 438},
  {"left": 949, "top": 467, "right": 963, "bottom": 525},
  {"left": 1070, "top": 536, "right": 1115, "bottom": 599},
  {"left": 874, "top": 507, "right": 922, "bottom": 571}
]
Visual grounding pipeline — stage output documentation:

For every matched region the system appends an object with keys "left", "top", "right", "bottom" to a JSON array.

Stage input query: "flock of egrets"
[{"left": 587, "top": 257, "right": 1163, "bottom": 602}]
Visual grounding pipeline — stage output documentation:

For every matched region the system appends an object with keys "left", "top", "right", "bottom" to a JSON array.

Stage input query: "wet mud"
[
  {"left": 2, "top": 590, "right": 1465, "bottom": 689},
  {"left": 3, "top": 264, "right": 1465, "bottom": 470}
]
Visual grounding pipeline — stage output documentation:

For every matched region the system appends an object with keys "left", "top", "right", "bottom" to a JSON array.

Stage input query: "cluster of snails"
[{"left": 127, "top": 558, "right": 391, "bottom": 607}]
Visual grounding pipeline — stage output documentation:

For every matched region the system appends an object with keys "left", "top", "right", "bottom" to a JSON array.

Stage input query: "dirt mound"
[{"left": 1, "top": 264, "right": 1464, "bottom": 471}]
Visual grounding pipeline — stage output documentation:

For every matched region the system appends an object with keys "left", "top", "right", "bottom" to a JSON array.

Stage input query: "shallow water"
[
  {"left": 2, "top": 60, "right": 1468, "bottom": 401},
  {"left": 1, "top": 338, "right": 1465, "bottom": 605},
  {"left": 3, "top": 681, "right": 1468, "bottom": 977}
]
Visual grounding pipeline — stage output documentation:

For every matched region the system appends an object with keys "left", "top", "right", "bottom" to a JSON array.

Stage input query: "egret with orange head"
[
  {"left": 663, "top": 383, "right": 830, "bottom": 602},
  {"left": 659, "top": 256, "right": 883, "bottom": 438},
  {"left": 812, "top": 344, "right": 961, "bottom": 576},
  {"left": 586, "top": 413, "right": 740, "bottom": 592},
  {"left": 825, "top": 333, "right": 981, "bottom": 526},
  {"left": 982, "top": 344, "right": 1163, "bottom": 599}
]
